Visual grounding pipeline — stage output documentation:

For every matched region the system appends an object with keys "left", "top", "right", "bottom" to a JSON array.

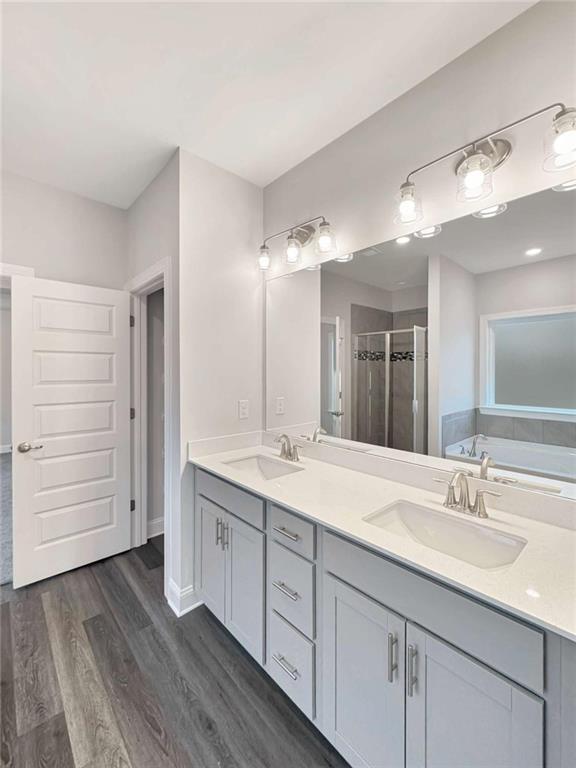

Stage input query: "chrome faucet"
[
  {"left": 468, "top": 434, "right": 486, "bottom": 458},
  {"left": 312, "top": 426, "right": 327, "bottom": 443},
  {"left": 434, "top": 468, "right": 501, "bottom": 518},
  {"left": 479, "top": 453, "right": 495, "bottom": 480},
  {"left": 275, "top": 434, "right": 299, "bottom": 462}
]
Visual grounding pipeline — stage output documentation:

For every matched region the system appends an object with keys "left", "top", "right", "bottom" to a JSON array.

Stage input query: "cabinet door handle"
[
  {"left": 215, "top": 518, "right": 223, "bottom": 546},
  {"left": 272, "top": 653, "right": 299, "bottom": 681},
  {"left": 272, "top": 525, "right": 300, "bottom": 542},
  {"left": 387, "top": 632, "right": 398, "bottom": 683},
  {"left": 407, "top": 644, "right": 418, "bottom": 697},
  {"left": 222, "top": 522, "right": 230, "bottom": 550},
  {"left": 272, "top": 581, "right": 300, "bottom": 601}
]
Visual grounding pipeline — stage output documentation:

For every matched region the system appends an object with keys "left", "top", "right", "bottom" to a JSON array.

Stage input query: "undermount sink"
[
  {"left": 364, "top": 501, "right": 527, "bottom": 569},
  {"left": 223, "top": 454, "right": 304, "bottom": 481}
]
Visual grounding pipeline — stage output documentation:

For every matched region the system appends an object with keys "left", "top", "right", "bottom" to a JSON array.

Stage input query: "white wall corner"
[
  {"left": 147, "top": 516, "right": 164, "bottom": 539},
  {"left": 166, "top": 578, "right": 203, "bottom": 618}
]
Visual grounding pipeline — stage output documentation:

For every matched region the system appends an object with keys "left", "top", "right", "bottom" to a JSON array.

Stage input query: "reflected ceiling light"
[
  {"left": 257, "top": 216, "right": 335, "bottom": 271},
  {"left": 285, "top": 233, "right": 301, "bottom": 264},
  {"left": 472, "top": 203, "right": 508, "bottom": 219},
  {"left": 334, "top": 253, "right": 354, "bottom": 263},
  {"left": 315, "top": 220, "right": 338, "bottom": 255},
  {"left": 394, "top": 102, "right": 574, "bottom": 221},
  {"left": 395, "top": 235, "right": 411, "bottom": 245},
  {"left": 544, "top": 108, "right": 576, "bottom": 171},
  {"left": 394, "top": 182, "right": 422, "bottom": 224},
  {"left": 306, "top": 264, "right": 322, "bottom": 271},
  {"left": 525, "top": 247, "right": 542, "bottom": 257},
  {"left": 258, "top": 245, "right": 271, "bottom": 271},
  {"left": 552, "top": 178, "right": 576, "bottom": 191},
  {"left": 414, "top": 225, "right": 442, "bottom": 239}
]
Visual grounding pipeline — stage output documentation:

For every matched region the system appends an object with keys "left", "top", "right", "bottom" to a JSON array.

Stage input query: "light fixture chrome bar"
[
  {"left": 405, "top": 102, "right": 566, "bottom": 184},
  {"left": 262, "top": 215, "right": 327, "bottom": 248}
]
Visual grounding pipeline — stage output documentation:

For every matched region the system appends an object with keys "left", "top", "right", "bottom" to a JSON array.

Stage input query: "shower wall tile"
[
  {"left": 441, "top": 408, "right": 477, "bottom": 452},
  {"left": 513, "top": 418, "right": 544, "bottom": 444},
  {"left": 542, "top": 420, "right": 576, "bottom": 448},
  {"left": 477, "top": 413, "right": 515, "bottom": 439}
]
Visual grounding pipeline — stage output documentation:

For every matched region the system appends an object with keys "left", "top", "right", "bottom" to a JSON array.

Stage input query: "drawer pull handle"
[
  {"left": 407, "top": 644, "right": 418, "bottom": 697},
  {"left": 216, "top": 518, "right": 223, "bottom": 546},
  {"left": 272, "top": 653, "right": 299, "bottom": 681},
  {"left": 272, "top": 581, "right": 300, "bottom": 601},
  {"left": 387, "top": 632, "right": 398, "bottom": 683},
  {"left": 272, "top": 525, "right": 300, "bottom": 542}
]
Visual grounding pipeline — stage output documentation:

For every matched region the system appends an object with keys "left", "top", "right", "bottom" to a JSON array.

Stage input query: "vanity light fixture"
[
  {"left": 395, "top": 102, "right": 575, "bottom": 223},
  {"left": 257, "top": 216, "right": 337, "bottom": 271},
  {"left": 552, "top": 178, "right": 576, "bottom": 192},
  {"left": 334, "top": 253, "right": 354, "bottom": 263},
  {"left": 395, "top": 235, "right": 411, "bottom": 245},
  {"left": 472, "top": 203, "right": 508, "bottom": 219},
  {"left": 525, "top": 247, "right": 542, "bottom": 257},
  {"left": 414, "top": 224, "right": 442, "bottom": 239}
]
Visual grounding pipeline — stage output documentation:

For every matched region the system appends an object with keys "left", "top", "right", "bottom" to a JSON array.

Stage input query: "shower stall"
[{"left": 352, "top": 326, "right": 427, "bottom": 454}]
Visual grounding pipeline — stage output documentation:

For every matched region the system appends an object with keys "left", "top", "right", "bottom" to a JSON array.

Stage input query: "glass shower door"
[
  {"left": 412, "top": 326, "right": 427, "bottom": 454},
  {"left": 321, "top": 317, "right": 343, "bottom": 436}
]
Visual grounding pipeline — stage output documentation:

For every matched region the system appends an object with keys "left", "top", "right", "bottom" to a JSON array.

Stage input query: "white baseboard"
[
  {"left": 147, "top": 516, "right": 164, "bottom": 539},
  {"left": 166, "top": 578, "right": 203, "bottom": 617}
]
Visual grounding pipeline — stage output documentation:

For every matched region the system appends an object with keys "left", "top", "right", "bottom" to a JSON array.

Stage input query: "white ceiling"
[
  {"left": 324, "top": 185, "right": 576, "bottom": 289},
  {"left": 2, "top": 2, "right": 533, "bottom": 209}
]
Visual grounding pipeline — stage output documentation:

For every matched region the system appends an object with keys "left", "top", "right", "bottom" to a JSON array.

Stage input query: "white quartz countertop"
[{"left": 189, "top": 446, "right": 576, "bottom": 643}]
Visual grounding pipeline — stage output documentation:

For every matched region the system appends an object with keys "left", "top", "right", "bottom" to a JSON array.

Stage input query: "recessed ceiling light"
[
  {"left": 525, "top": 247, "right": 542, "bottom": 257},
  {"left": 526, "top": 587, "right": 540, "bottom": 599},
  {"left": 414, "top": 225, "right": 442, "bottom": 239},
  {"left": 397, "top": 281, "right": 407, "bottom": 286},
  {"left": 334, "top": 253, "right": 354, "bottom": 263},
  {"left": 472, "top": 203, "right": 508, "bottom": 219},
  {"left": 552, "top": 178, "right": 576, "bottom": 191},
  {"left": 306, "top": 264, "right": 322, "bottom": 271},
  {"left": 395, "top": 236, "right": 411, "bottom": 245}
]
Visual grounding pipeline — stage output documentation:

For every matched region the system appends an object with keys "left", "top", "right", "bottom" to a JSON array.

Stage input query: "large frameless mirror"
[{"left": 265, "top": 183, "right": 576, "bottom": 492}]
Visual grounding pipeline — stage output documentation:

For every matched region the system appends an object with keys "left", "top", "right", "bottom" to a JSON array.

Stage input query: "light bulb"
[
  {"left": 457, "top": 151, "right": 493, "bottom": 202},
  {"left": 258, "top": 245, "right": 271, "bottom": 271},
  {"left": 394, "top": 182, "right": 422, "bottom": 224},
  {"left": 544, "top": 108, "right": 576, "bottom": 172},
  {"left": 552, "top": 178, "right": 576, "bottom": 192},
  {"left": 286, "top": 235, "right": 301, "bottom": 264},
  {"left": 315, "top": 221, "right": 337, "bottom": 255}
]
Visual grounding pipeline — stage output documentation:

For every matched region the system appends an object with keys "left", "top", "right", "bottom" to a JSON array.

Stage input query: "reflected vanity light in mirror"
[
  {"left": 473, "top": 203, "right": 508, "bottom": 219},
  {"left": 396, "top": 235, "right": 411, "bottom": 245},
  {"left": 525, "top": 247, "right": 543, "bottom": 257},
  {"left": 552, "top": 178, "right": 576, "bottom": 192},
  {"left": 306, "top": 264, "right": 322, "bottom": 271},
  {"left": 544, "top": 108, "right": 576, "bottom": 171},
  {"left": 414, "top": 225, "right": 442, "bottom": 239},
  {"left": 334, "top": 253, "right": 354, "bottom": 263}
]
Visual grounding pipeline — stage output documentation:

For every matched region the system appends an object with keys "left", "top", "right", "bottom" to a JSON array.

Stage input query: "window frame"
[{"left": 478, "top": 304, "right": 576, "bottom": 422}]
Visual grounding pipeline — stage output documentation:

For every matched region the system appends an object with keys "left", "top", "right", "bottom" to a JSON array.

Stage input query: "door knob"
[{"left": 17, "top": 442, "right": 44, "bottom": 453}]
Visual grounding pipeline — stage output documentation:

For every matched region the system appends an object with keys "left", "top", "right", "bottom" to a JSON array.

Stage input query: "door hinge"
[
  {"left": 130, "top": 499, "right": 136, "bottom": 512},
  {"left": 130, "top": 407, "right": 136, "bottom": 420},
  {"left": 130, "top": 314, "right": 135, "bottom": 327}
]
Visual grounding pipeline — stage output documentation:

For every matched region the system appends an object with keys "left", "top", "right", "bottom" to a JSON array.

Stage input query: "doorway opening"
[{"left": 1, "top": 286, "right": 12, "bottom": 585}]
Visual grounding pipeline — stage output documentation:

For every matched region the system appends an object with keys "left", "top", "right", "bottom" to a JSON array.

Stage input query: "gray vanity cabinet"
[
  {"left": 405, "top": 623, "right": 543, "bottom": 768},
  {"left": 323, "top": 576, "right": 406, "bottom": 768},
  {"left": 197, "top": 496, "right": 227, "bottom": 622}
]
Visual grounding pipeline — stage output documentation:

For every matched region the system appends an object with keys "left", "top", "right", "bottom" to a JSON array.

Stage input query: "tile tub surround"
[
  {"left": 189, "top": 445, "right": 576, "bottom": 642},
  {"left": 442, "top": 409, "right": 576, "bottom": 452}
]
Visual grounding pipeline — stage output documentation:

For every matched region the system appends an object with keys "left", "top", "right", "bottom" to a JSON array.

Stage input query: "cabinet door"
[
  {"left": 225, "top": 513, "right": 265, "bottom": 663},
  {"left": 197, "top": 498, "right": 226, "bottom": 622},
  {"left": 406, "top": 623, "right": 543, "bottom": 768},
  {"left": 323, "top": 576, "right": 405, "bottom": 768}
]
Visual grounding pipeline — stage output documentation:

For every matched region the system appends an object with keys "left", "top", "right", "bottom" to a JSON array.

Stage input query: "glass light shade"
[
  {"left": 544, "top": 109, "right": 576, "bottom": 172},
  {"left": 472, "top": 203, "right": 508, "bottom": 219},
  {"left": 414, "top": 224, "right": 442, "bottom": 239},
  {"left": 334, "top": 253, "right": 354, "bottom": 263},
  {"left": 394, "top": 182, "right": 423, "bottom": 224},
  {"left": 552, "top": 178, "right": 576, "bottom": 192},
  {"left": 315, "top": 222, "right": 337, "bottom": 255},
  {"left": 306, "top": 264, "right": 322, "bottom": 271},
  {"left": 258, "top": 245, "right": 271, "bottom": 271},
  {"left": 457, "top": 152, "right": 493, "bottom": 201},
  {"left": 285, "top": 235, "right": 301, "bottom": 264}
]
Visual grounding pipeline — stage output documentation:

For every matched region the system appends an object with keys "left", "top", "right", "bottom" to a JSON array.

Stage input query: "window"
[{"left": 480, "top": 308, "right": 576, "bottom": 417}]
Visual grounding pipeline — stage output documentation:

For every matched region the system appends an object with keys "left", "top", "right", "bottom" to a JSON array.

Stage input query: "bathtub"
[{"left": 445, "top": 435, "right": 576, "bottom": 484}]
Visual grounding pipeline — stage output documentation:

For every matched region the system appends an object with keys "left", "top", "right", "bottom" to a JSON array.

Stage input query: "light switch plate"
[
  {"left": 238, "top": 399, "right": 249, "bottom": 420},
  {"left": 276, "top": 397, "right": 285, "bottom": 415}
]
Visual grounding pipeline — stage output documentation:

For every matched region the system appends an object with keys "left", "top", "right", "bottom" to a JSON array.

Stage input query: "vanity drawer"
[
  {"left": 196, "top": 469, "right": 265, "bottom": 530},
  {"left": 324, "top": 531, "right": 545, "bottom": 695},
  {"left": 270, "top": 541, "right": 315, "bottom": 639},
  {"left": 270, "top": 505, "right": 316, "bottom": 560},
  {"left": 268, "top": 610, "right": 315, "bottom": 720}
]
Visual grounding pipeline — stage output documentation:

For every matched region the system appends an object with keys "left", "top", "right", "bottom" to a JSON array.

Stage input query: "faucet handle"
[
  {"left": 453, "top": 466, "right": 473, "bottom": 476},
  {"left": 433, "top": 478, "right": 458, "bottom": 508},
  {"left": 471, "top": 489, "right": 502, "bottom": 519}
]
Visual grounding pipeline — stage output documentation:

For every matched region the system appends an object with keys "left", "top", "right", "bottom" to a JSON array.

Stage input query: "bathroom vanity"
[{"left": 191, "top": 445, "right": 576, "bottom": 768}]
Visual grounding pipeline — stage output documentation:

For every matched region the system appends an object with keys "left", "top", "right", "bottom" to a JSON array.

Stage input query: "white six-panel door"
[{"left": 11, "top": 277, "right": 131, "bottom": 587}]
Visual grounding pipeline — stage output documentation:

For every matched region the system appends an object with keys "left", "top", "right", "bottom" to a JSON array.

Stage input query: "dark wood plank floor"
[{"left": 0, "top": 538, "right": 349, "bottom": 768}]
